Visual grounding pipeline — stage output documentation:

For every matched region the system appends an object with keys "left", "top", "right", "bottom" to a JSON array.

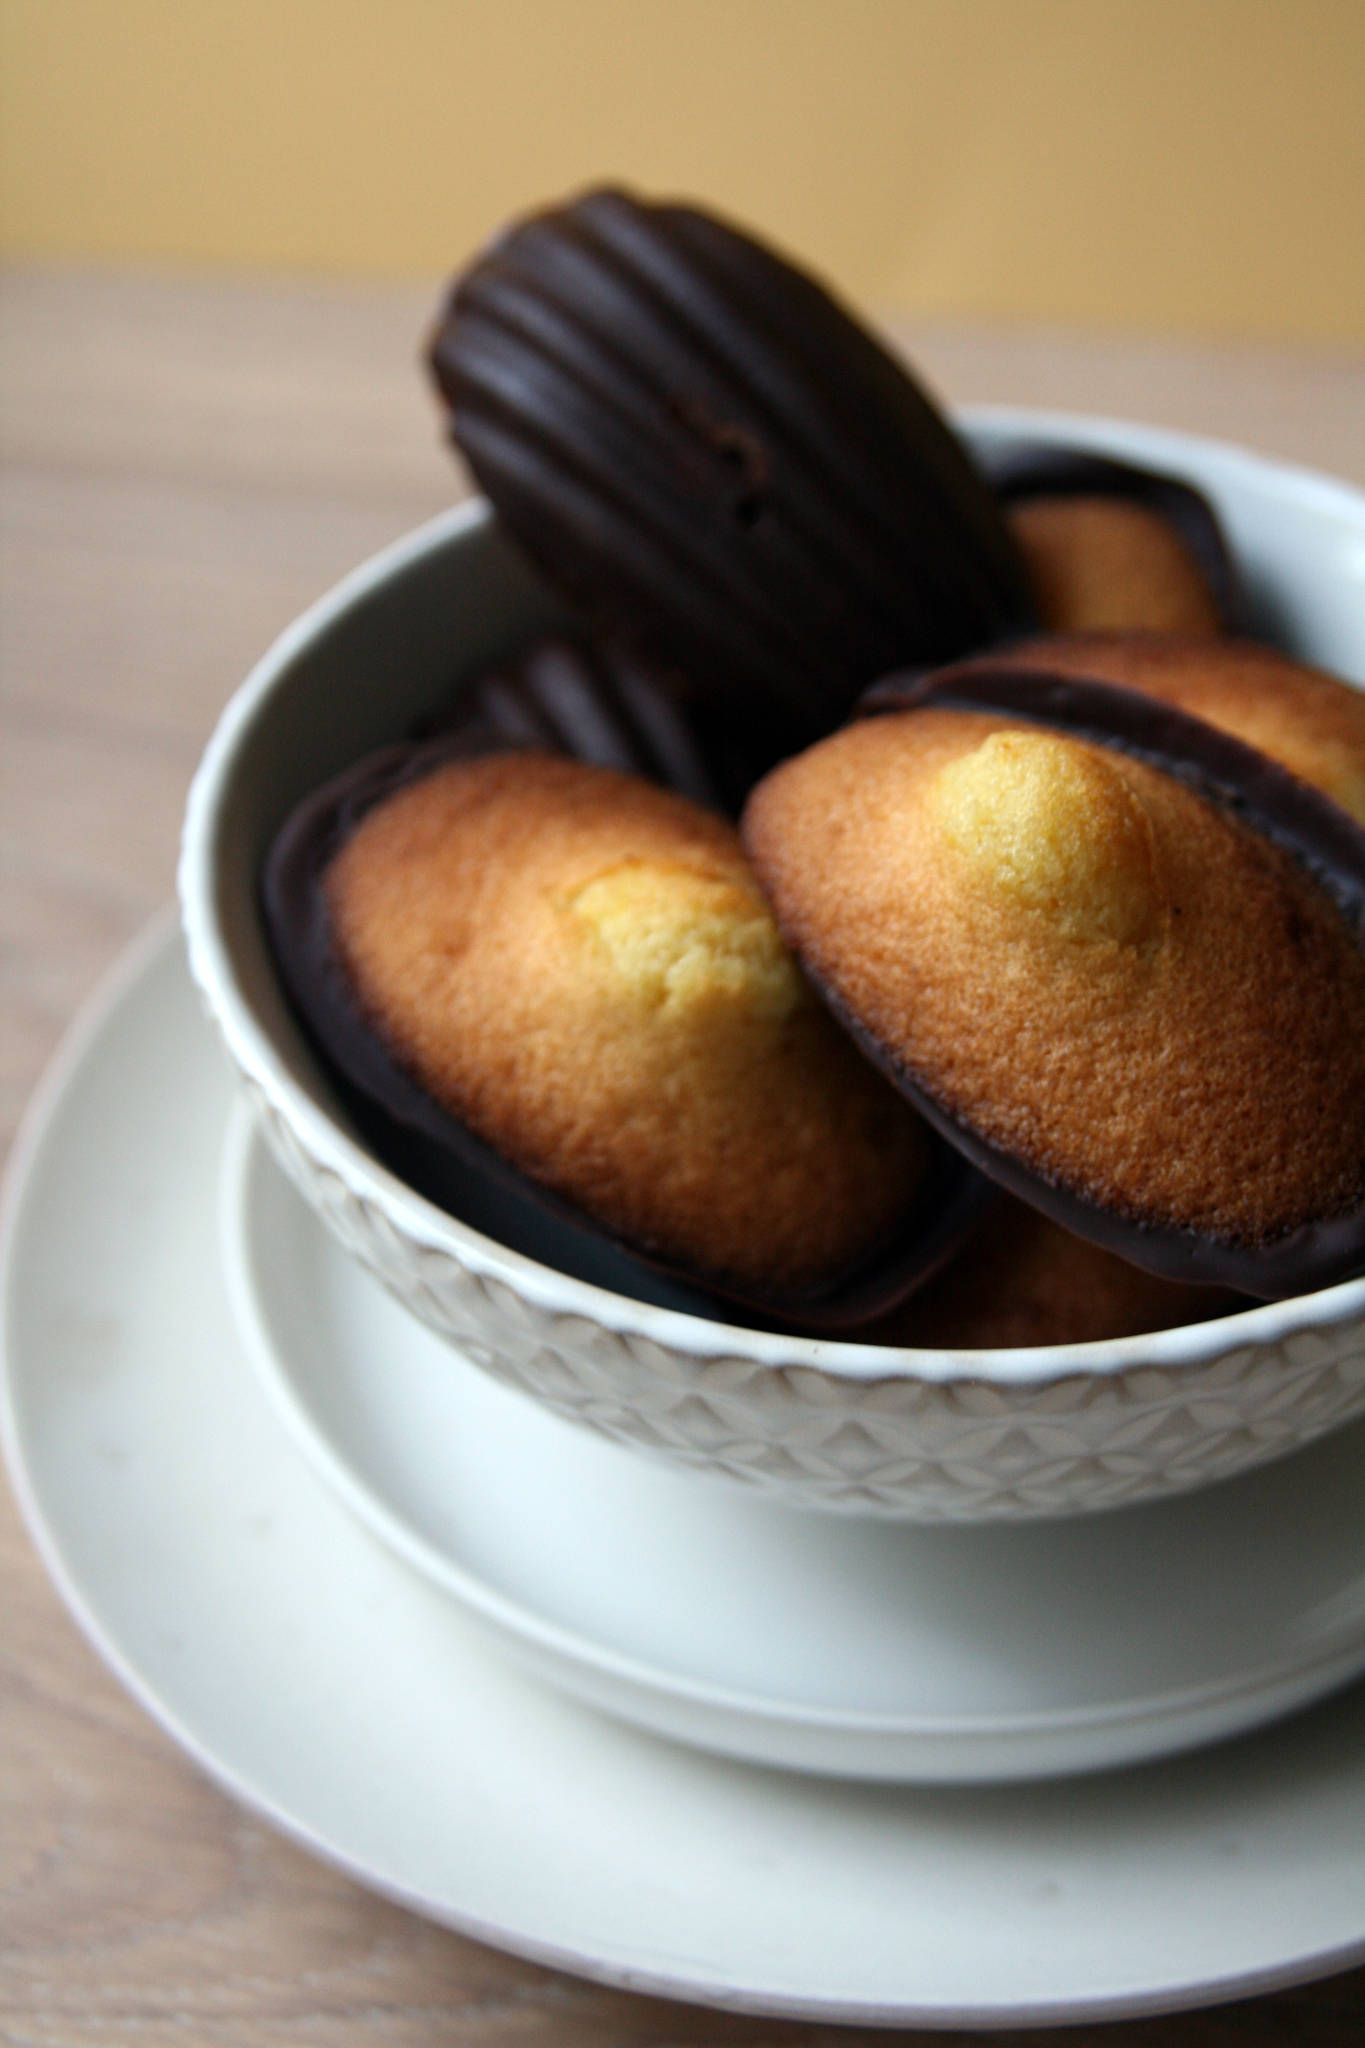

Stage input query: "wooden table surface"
[{"left": 3, "top": 266, "right": 1365, "bottom": 2045}]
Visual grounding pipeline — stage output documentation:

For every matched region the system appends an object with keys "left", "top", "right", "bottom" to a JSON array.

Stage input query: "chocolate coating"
[
  {"left": 429, "top": 187, "right": 1035, "bottom": 747},
  {"left": 421, "top": 630, "right": 782, "bottom": 817}
]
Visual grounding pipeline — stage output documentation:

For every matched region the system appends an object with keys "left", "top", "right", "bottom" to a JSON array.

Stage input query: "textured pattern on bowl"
[{"left": 180, "top": 415, "right": 1365, "bottom": 1521}]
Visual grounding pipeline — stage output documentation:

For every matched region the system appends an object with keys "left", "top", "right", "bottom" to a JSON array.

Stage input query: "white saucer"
[
  {"left": 7, "top": 921, "right": 1365, "bottom": 2027},
  {"left": 223, "top": 1095, "right": 1365, "bottom": 1784}
]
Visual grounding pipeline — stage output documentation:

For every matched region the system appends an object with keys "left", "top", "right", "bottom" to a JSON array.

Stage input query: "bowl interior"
[{"left": 181, "top": 412, "right": 1365, "bottom": 1377}]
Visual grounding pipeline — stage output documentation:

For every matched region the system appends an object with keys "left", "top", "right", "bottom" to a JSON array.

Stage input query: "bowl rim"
[{"left": 178, "top": 406, "right": 1365, "bottom": 1387}]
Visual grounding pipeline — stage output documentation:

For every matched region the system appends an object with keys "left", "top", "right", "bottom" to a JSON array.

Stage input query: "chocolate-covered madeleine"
[
  {"left": 863, "top": 1195, "right": 1242, "bottom": 1350},
  {"left": 1007, "top": 497, "right": 1223, "bottom": 637},
  {"left": 423, "top": 630, "right": 783, "bottom": 818},
  {"left": 988, "top": 447, "right": 1245, "bottom": 636},
  {"left": 429, "top": 187, "right": 1035, "bottom": 746},
  {"left": 927, "top": 633, "right": 1365, "bottom": 826},
  {"left": 743, "top": 704, "right": 1365, "bottom": 1296},
  {"left": 267, "top": 748, "right": 968, "bottom": 1319}
]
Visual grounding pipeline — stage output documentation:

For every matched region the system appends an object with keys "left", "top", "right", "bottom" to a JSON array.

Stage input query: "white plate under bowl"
[
  {"left": 223, "top": 1097, "right": 1365, "bottom": 1785},
  {"left": 8, "top": 922, "right": 1365, "bottom": 2029}
]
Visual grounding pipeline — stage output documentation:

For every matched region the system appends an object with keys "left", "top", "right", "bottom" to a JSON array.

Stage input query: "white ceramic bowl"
[{"left": 179, "top": 409, "right": 1365, "bottom": 1522}]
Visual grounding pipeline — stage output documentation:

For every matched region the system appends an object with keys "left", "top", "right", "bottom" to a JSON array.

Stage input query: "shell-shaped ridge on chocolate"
[
  {"left": 415, "top": 629, "right": 794, "bottom": 818},
  {"left": 424, "top": 633, "right": 702, "bottom": 807},
  {"left": 429, "top": 186, "right": 1036, "bottom": 742}
]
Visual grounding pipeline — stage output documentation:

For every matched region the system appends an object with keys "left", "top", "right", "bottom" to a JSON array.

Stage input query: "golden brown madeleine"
[
  {"left": 988, "top": 444, "right": 1245, "bottom": 637},
  {"left": 1006, "top": 497, "right": 1224, "bottom": 636},
  {"left": 959, "top": 633, "right": 1365, "bottom": 825},
  {"left": 743, "top": 708, "right": 1365, "bottom": 1295},
  {"left": 323, "top": 752, "right": 928, "bottom": 1300},
  {"left": 863, "top": 1195, "right": 1241, "bottom": 1350}
]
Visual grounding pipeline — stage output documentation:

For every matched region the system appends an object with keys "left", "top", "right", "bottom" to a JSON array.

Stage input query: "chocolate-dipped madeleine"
[
  {"left": 918, "top": 633, "right": 1365, "bottom": 826},
  {"left": 423, "top": 630, "right": 782, "bottom": 818},
  {"left": 429, "top": 187, "right": 1035, "bottom": 747},
  {"left": 863, "top": 1195, "right": 1242, "bottom": 1350},
  {"left": 743, "top": 692, "right": 1365, "bottom": 1297},
  {"left": 988, "top": 446, "right": 1245, "bottom": 635},
  {"left": 265, "top": 747, "right": 985, "bottom": 1324}
]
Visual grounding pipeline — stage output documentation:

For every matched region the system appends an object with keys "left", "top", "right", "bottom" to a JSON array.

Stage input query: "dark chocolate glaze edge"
[{"left": 818, "top": 976, "right": 1365, "bottom": 1300}]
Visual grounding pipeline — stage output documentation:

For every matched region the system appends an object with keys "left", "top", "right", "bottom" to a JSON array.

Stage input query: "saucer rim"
[{"left": 220, "top": 1092, "right": 1365, "bottom": 1777}]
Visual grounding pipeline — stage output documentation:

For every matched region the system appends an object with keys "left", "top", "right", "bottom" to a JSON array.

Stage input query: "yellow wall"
[{"left": 3, "top": 0, "right": 1363, "bottom": 343}]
